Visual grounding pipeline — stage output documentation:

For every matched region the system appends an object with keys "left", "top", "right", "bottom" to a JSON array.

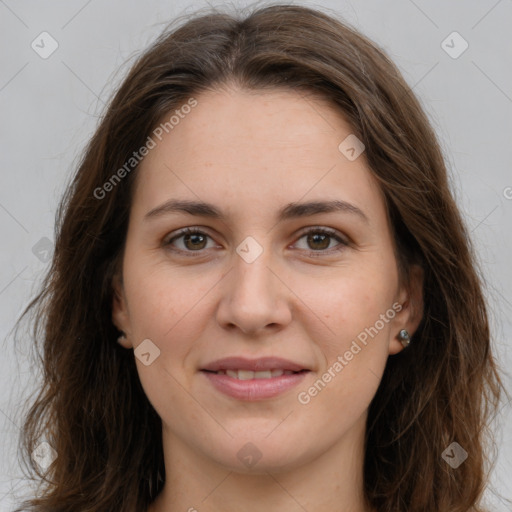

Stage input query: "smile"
[
  {"left": 201, "top": 369, "right": 310, "bottom": 400},
  {"left": 208, "top": 369, "right": 303, "bottom": 379}
]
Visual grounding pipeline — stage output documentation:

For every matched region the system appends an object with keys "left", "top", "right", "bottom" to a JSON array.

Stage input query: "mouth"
[
  {"left": 199, "top": 357, "right": 311, "bottom": 400},
  {"left": 201, "top": 368, "right": 309, "bottom": 380},
  {"left": 200, "top": 356, "right": 311, "bottom": 373}
]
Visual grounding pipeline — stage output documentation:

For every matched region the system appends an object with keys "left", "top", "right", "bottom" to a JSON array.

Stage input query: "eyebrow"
[{"left": 144, "top": 198, "right": 369, "bottom": 224}]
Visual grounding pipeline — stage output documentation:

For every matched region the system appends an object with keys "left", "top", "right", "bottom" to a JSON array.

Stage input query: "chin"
[{"left": 205, "top": 436, "right": 313, "bottom": 475}]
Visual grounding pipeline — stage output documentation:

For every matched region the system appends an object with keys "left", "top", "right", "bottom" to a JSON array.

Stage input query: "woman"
[{"left": 14, "top": 3, "right": 506, "bottom": 512}]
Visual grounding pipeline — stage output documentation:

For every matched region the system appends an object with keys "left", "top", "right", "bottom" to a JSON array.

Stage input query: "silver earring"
[
  {"left": 398, "top": 329, "right": 411, "bottom": 348},
  {"left": 117, "top": 332, "right": 127, "bottom": 344}
]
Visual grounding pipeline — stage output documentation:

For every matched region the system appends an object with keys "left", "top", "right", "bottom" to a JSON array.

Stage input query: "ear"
[
  {"left": 112, "top": 272, "right": 133, "bottom": 349},
  {"left": 388, "top": 264, "right": 424, "bottom": 355}
]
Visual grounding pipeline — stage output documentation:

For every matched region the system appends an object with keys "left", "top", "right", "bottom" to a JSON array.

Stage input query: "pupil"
[
  {"left": 308, "top": 233, "right": 329, "bottom": 250},
  {"left": 182, "top": 233, "right": 330, "bottom": 251},
  {"left": 185, "top": 234, "right": 206, "bottom": 250}
]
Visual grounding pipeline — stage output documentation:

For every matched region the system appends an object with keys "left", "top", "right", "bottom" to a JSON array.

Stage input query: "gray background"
[{"left": 1, "top": 0, "right": 511, "bottom": 510}]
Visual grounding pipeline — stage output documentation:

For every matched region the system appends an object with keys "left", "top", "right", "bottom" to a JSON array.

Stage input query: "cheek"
[
  {"left": 295, "top": 258, "right": 396, "bottom": 404},
  {"left": 298, "top": 261, "right": 397, "bottom": 343},
  {"left": 125, "top": 249, "right": 191, "bottom": 326},
  {"left": 122, "top": 261, "right": 214, "bottom": 418},
  {"left": 123, "top": 257, "right": 221, "bottom": 366},
  {"left": 294, "top": 280, "right": 393, "bottom": 440}
]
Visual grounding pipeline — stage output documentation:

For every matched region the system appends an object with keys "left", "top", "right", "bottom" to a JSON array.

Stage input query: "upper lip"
[{"left": 201, "top": 356, "right": 310, "bottom": 372}]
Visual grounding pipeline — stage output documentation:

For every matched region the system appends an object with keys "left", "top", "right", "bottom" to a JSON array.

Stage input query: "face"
[{"left": 112, "top": 86, "right": 422, "bottom": 473}]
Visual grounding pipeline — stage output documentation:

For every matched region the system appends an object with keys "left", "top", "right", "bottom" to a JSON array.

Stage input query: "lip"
[
  {"left": 201, "top": 356, "right": 310, "bottom": 372},
  {"left": 201, "top": 370, "right": 310, "bottom": 401},
  {"left": 200, "top": 356, "right": 312, "bottom": 401}
]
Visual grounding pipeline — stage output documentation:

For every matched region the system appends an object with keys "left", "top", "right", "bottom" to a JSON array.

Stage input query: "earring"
[
  {"left": 117, "top": 332, "right": 127, "bottom": 344},
  {"left": 398, "top": 329, "right": 411, "bottom": 348}
]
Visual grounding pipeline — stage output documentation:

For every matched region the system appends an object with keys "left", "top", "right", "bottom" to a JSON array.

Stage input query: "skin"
[{"left": 112, "top": 85, "right": 423, "bottom": 512}]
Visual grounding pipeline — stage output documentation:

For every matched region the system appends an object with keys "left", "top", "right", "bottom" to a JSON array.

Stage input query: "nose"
[{"left": 215, "top": 244, "right": 293, "bottom": 336}]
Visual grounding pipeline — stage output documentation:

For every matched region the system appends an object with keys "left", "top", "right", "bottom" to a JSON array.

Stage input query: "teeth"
[
  {"left": 255, "top": 370, "right": 272, "bottom": 379},
  {"left": 241, "top": 370, "right": 260, "bottom": 380},
  {"left": 218, "top": 369, "right": 296, "bottom": 379}
]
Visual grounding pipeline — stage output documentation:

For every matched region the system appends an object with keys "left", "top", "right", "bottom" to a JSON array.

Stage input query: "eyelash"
[{"left": 163, "top": 226, "right": 349, "bottom": 258}]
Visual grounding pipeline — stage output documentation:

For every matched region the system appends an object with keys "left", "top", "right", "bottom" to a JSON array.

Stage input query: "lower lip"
[{"left": 201, "top": 370, "right": 310, "bottom": 401}]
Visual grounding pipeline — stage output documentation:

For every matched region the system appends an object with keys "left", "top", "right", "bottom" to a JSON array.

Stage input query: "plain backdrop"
[{"left": 1, "top": 0, "right": 511, "bottom": 510}]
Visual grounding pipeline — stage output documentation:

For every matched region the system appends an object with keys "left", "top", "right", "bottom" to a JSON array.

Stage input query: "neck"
[{"left": 148, "top": 411, "right": 374, "bottom": 512}]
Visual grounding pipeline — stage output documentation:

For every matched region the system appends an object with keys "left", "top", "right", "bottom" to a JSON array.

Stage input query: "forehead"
[{"left": 131, "top": 86, "right": 386, "bottom": 225}]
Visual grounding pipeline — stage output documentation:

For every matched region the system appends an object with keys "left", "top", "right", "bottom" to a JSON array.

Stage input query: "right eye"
[{"left": 164, "top": 227, "right": 218, "bottom": 255}]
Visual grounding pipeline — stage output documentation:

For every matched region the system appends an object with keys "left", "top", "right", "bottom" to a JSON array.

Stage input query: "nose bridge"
[
  {"left": 216, "top": 235, "right": 291, "bottom": 333},
  {"left": 231, "top": 240, "right": 277, "bottom": 305}
]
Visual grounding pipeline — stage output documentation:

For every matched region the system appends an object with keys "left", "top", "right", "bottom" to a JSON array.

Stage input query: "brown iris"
[
  {"left": 307, "top": 232, "right": 330, "bottom": 250},
  {"left": 183, "top": 233, "right": 208, "bottom": 250}
]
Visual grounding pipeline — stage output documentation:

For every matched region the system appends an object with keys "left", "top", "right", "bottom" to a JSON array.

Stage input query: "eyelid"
[
  {"left": 163, "top": 225, "right": 350, "bottom": 256},
  {"left": 163, "top": 226, "right": 220, "bottom": 252},
  {"left": 294, "top": 225, "right": 348, "bottom": 243},
  {"left": 292, "top": 226, "right": 349, "bottom": 255}
]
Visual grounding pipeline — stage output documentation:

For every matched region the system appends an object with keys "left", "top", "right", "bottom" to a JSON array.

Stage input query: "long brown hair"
[{"left": 13, "top": 3, "right": 507, "bottom": 511}]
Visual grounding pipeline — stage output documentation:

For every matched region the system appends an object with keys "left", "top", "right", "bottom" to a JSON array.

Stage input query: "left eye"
[
  {"left": 294, "top": 228, "right": 347, "bottom": 253},
  {"left": 164, "top": 227, "right": 347, "bottom": 255}
]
